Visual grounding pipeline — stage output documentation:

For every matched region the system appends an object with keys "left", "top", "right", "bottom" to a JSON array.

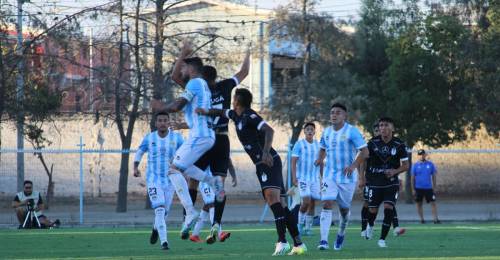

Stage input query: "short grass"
[{"left": 1, "top": 223, "right": 500, "bottom": 260}]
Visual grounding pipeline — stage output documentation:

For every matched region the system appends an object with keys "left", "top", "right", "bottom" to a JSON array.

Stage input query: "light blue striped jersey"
[
  {"left": 137, "top": 130, "right": 184, "bottom": 184},
  {"left": 180, "top": 77, "right": 215, "bottom": 138},
  {"left": 320, "top": 123, "right": 367, "bottom": 184},
  {"left": 291, "top": 139, "right": 321, "bottom": 182}
]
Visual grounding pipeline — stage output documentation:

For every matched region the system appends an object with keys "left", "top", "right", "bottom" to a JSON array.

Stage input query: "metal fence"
[{"left": 1, "top": 137, "right": 499, "bottom": 224}]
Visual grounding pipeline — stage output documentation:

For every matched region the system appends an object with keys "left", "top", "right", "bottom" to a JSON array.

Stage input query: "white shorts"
[
  {"left": 199, "top": 181, "right": 215, "bottom": 205},
  {"left": 298, "top": 179, "right": 321, "bottom": 200},
  {"left": 172, "top": 136, "right": 215, "bottom": 171},
  {"left": 147, "top": 181, "right": 175, "bottom": 210},
  {"left": 320, "top": 178, "right": 356, "bottom": 209}
]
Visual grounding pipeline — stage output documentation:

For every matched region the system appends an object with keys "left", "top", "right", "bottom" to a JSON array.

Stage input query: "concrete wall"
[{"left": 1, "top": 115, "right": 499, "bottom": 199}]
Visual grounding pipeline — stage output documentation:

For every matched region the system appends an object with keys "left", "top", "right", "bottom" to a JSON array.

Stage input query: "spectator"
[
  {"left": 411, "top": 150, "right": 441, "bottom": 224},
  {"left": 12, "top": 180, "right": 60, "bottom": 229}
]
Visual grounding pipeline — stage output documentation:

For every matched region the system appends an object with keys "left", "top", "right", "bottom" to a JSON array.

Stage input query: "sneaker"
[
  {"left": 377, "top": 239, "right": 387, "bottom": 248},
  {"left": 161, "top": 241, "right": 169, "bottom": 250},
  {"left": 434, "top": 220, "right": 441, "bottom": 224},
  {"left": 361, "top": 230, "right": 366, "bottom": 237},
  {"left": 288, "top": 243, "right": 307, "bottom": 255},
  {"left": 52, "top": 219, "right": 61, "bottom": 228},
  {"left": 181, "top": 210, "right": 199, "bottom": 240},
  {"left": 317, "top": 240, "right": 329, "bottom": 250},
  {"left": 189, "top": 235, "right": 203, "bottom": 243},
  {"left": 150, "top": 228, "right": 159, "bottom": 244},
  {"left": 334, "top": 234, "right": 345, "bottom": 250},
  {"left": 365, "top": 225, "right": 373, "bottom": 240},
  {"left": 420, "top": 220, "right": 426, "bottom": 224},
  {"left": 206, "top": 223, "right": 219, "bottom": 244},
  {"left": 219, "top": 231, "right": 231, "bottom": 242},
  {"left": 272, "top": 242, "right": 291, "bottom": 256},
  {"left": 393, "top": 227, "right": 406, "bottom": 237}
]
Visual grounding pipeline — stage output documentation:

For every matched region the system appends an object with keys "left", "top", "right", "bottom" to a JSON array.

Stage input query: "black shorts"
[
  {"left": 256, "top": 155, "right": 286, "bottom": 195},
  {"left": 367, "top": 185, "right": 399, "bottom": 208},
  {"left": 194, "top": 134, "right": 230, "bottom": 177},
  {"left": 415, "top": 188, "right": 436, "bottom": 203}
]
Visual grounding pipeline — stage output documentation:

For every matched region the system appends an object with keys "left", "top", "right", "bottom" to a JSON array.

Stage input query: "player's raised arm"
[
  {"left": 233, "top": 48, "right": 250, "bottom": 83},
  {"left": 171, "top": 40, "right": 192, "bottom": 88}
]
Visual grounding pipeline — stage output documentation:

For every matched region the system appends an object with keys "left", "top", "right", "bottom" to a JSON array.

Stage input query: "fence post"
[
  {"left": 77, "top": 136, "right": 85, "bottom": 224},
  {"left": 287, "top": 139, "right": 292, "bottom": 207}
]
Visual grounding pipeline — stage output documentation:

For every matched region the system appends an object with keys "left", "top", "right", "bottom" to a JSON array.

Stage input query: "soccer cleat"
[
  {"left": 434, "top": 220, "right": 442, "bottom": 224},
  {"left": 52, "top": 219, "right": 61, "bottom": 228},
  {"left": 420, "top": 220, "right": 426, "bottom": 224},
  {"left": 150, "top": 228, "right": 159, "bottom": 244},
  {"left": 361, "top": 230, "right": 366, "bottom": 238},
  {"left": 393, "top": 227, "right": 406, "bottom": 237},
  {"left": 334, "top": 234, "right": 345, "bottom": 250},
  {"left": 365, "top": 225, "right": 373, "bottom": 240},
  {"left": 206, "top": 223, "right": 219, "bottom": 244},
  {"left": 219, "top": 231, "right": 231, "bottom": 242},
  {"left": 288, "top": 243, "right": 307, "bottom": 255},
  {"left": 377, "top": 239, "right": 387, "bottom": 248},
  {"left": 161, "top": 241, "right": 169, "bottom": 250},
  {"left": 272, "top": 242, "right": 291, "bottom": 256},
  {"left": 317, "top": 240, "right": 329, "bottom": 250},
  {"left": 181, "top": 211, "right": 199, "bottom": 240},
  {"left": 189, "top": 235, "right": 203, "bottom": 243}
]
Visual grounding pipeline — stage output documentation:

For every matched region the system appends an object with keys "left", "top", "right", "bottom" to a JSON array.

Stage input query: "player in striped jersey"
[
  {"left": 133, "top": 111, "right": 184, "bottom": 250},
  {"left": 152, "top": 57, "right": 224, "bottom": 239},
  {"left": 291, "top": 122, "right": 322, "bottom": 236},
  {"left": 315, "top": 103, "right": 369, "bottom": 251}
]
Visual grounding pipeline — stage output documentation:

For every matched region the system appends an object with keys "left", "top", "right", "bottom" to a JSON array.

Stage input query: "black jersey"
[
  {"left": 225, "top": 108, "right": 278, "bottom": 164},
  {"left": 210, "top": 77, "right": 238, "bottom": 132},
  {"left": 366, "top": 136, "right": 408, "bottom": 187}
]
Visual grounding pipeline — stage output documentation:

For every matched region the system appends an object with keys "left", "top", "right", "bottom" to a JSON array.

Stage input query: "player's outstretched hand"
[
  {"left": 262, "top": 152, "right": 274, "bottom": 167},
  {"left": 231, "top": 176, "right": 238, "bottom": 187},
  {"left": 344, "top": 164, "right": 357, "bottom": 177},
  {"left": 133, "top": 169, "right": 141, "bottom": 177},
  {"left": 195, "top": 108, "right": 208, "bottom": 115}
]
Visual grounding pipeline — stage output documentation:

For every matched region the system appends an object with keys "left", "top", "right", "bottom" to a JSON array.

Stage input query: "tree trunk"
[
  {"left": 116, "top": 141, "right": 131, "bottom": 212},
  {"left": 46, "top": 164, "right": 54, "bottom": 209}
]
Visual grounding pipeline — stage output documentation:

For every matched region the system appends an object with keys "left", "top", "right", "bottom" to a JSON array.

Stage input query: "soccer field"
[{"left": 1, "top": 224, "right": 500, "bottom": 260}]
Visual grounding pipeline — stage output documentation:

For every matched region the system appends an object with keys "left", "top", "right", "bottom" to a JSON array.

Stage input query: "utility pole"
[
  {"left": 89, "top": 28, "right": 94, "bottom": 112},
  {"left": 16, "top": 0, "right": 27, "bottom": 192},
  {"left": 302, "top": 0, "right": 311, "bottom": 96}
]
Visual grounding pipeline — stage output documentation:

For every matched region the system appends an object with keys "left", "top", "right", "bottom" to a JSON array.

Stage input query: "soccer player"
[
  {"left": 360, "top": 122, "right": 405, "bottom": 237},
  {"left": 133, "top": 111, "right": 184, "bottom": 250},
  {"left": 363, "top": 117, "right": 409, "bottom": 248},
  {"left": 315, "top": 103, "right": 369, "bottom": 251},
  {"left": 197, "top": 88, "right": 307, "bottom": 256},
  {"left": 151, "top": 56, "right": 223, "bottom": 239},
  {"left": 291, "top": 122, "right": 322, "bottom": 236},
  {"left": 190, "top": 169, "right": 216, "bottom": 243},
  {"left": 171, "top": 42, "right": 250, "bottom": 243},
  {"left": 411, "top": 149, "right": 440, "bottom": 224}
]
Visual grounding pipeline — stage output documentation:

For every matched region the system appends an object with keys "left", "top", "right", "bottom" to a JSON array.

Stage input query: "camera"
[{"left": 26, "top": 199, "right": 35, "bottom": 211}]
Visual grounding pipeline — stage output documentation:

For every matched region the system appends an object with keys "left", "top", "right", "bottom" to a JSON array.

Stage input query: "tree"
[{"left": 269, "top": 1, "right": 357, "bottom": 144}]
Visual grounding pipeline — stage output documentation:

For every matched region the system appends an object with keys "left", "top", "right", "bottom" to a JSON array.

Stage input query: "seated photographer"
[{"left": 12, "top": 180, "right": 60, "bottom": 228}]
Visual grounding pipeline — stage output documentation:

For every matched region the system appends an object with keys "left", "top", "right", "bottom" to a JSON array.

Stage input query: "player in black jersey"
[
  {"left": 197, "top": 88, "right": 307, "bottom": 256},
  {"left": 360, "top": 122, "right": 405, "bottom": 238},
  {"left": 169, "top": 41, "right": 250, "bottom": 243},
  {"left": 362, "top": 117, "right": 409, "bottom": 248}
]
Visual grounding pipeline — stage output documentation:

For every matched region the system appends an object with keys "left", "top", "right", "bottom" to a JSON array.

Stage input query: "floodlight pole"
[{"left": 16, "top": 0, "right": 27, "bottom": 192}]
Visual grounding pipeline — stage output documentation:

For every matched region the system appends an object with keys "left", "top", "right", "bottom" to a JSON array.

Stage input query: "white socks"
[
  {"left": 155, "top": 207, "right": 167, "bottom": 243},
  {"left": 298, "top": 211, "right": 306, "bottom": 225},
  {"left": 305, "top": 214, "right": 314, "bottom": 231},
  {"left": 168, "top": 169, "right": 195, "bottom": 214},
  {"left": 209, "top": 206, "right": 215, "bottom": 225},
  {"left": 339, "top": 210, "right": 350, "bottom": 236},
  {"left": 320, "top": 209, "right": 333, "bottom": 242},
  {"left": 192, "top": 210, "right": 209, "bottom": 236}
]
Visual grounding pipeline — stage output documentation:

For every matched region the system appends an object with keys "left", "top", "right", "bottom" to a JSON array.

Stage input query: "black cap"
[{"left": 417, "top": 149, "right": 426, "bottom": 155}]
